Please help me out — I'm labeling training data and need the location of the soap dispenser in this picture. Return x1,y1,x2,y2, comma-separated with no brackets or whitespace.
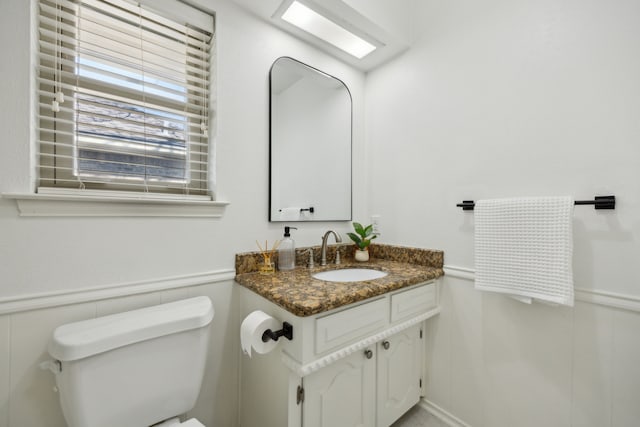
278,226,297,271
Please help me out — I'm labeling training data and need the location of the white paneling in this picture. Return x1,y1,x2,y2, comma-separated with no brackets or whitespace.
423,273,640,427
482,293,573,427
95,292,162,317
8,303,95,427
611,309,640,426
424,278,452,410
161,287,194,304
448,278,484,427
571,302,613,427
0,315,9,427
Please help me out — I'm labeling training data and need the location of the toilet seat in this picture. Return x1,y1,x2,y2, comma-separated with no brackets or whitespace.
154,417,205,427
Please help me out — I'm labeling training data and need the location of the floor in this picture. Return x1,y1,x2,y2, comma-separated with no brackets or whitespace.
391,405,448,427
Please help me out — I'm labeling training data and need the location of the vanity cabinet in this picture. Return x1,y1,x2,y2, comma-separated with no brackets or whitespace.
376,325,423,427
238,280,440,427
303,324,423,427
302,345,376,427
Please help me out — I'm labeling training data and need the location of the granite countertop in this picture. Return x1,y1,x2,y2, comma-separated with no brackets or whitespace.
235,244,444,317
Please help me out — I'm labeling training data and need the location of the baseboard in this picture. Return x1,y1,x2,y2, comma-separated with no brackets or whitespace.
0,269,236,315
443,264,640,313
419,399,472,427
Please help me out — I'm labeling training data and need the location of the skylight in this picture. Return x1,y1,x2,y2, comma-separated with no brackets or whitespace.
280,1,377,59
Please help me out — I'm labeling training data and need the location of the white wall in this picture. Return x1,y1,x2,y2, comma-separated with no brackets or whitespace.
0,0,365,426
0,0,366,299
365,0,640,426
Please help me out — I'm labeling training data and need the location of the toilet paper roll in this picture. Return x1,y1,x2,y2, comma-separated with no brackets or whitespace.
240,310,280,358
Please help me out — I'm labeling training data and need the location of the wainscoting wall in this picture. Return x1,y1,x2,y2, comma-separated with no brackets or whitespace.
421,266,640,427
0,270,239,427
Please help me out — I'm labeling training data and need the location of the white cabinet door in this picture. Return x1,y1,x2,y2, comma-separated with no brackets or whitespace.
376,324,423,427
302,348,376,427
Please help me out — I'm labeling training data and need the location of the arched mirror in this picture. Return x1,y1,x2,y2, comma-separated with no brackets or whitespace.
269,57,352,222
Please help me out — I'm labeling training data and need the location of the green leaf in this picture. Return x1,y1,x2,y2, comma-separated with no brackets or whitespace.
347,232,367,249
353,222,364,236
346,232,362,245
364,224,373,237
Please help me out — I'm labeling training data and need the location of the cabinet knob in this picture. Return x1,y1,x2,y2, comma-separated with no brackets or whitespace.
364,349,373,359
382,340,390,350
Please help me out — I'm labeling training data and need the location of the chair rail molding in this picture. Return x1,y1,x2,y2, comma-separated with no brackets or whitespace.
0,269,236,315
443,264,640,313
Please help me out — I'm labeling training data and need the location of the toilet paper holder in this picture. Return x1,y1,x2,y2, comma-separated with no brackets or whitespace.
261,322,293,342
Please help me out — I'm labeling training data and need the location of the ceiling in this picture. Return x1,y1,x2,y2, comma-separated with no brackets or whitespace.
229,0,414,72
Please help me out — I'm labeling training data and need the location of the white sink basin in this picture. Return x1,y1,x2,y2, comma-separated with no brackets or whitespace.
312,268,388,282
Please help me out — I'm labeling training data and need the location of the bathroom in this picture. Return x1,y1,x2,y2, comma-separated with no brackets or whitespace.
0,0,638,426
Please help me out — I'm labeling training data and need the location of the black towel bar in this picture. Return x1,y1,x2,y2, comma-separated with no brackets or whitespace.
278,207,315,213
456,196,615,211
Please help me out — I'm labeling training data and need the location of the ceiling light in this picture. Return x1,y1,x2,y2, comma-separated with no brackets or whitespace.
280,1,377,59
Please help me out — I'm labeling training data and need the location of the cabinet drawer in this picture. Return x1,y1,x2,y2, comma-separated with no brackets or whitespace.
390,283,436,323
316,298,388,354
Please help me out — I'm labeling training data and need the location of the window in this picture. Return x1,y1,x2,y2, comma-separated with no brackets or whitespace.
37,0,214,196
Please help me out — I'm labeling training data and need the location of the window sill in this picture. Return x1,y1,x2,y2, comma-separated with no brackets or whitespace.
2,189,229,218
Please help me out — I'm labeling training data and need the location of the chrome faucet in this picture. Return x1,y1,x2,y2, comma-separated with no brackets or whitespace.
320,230,342,266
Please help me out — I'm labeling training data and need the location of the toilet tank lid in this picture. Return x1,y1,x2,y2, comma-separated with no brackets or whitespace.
48,296,214,361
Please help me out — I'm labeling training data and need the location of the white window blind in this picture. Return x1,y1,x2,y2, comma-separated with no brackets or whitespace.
37,0,214,196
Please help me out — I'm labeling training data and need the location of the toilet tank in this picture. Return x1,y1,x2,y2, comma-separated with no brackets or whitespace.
48,296,214,427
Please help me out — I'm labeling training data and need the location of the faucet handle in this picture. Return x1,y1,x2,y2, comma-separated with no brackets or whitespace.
307,248,314,268
335,248,341,265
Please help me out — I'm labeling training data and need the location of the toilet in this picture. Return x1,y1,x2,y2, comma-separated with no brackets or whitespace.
44,296,214,427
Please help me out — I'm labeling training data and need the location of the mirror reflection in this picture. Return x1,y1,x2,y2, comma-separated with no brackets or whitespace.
269,57,352,222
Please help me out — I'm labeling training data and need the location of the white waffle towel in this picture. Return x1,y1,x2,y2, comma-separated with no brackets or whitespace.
474,196,575,306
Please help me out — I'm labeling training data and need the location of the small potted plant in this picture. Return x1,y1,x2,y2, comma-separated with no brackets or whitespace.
347,222,377,262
